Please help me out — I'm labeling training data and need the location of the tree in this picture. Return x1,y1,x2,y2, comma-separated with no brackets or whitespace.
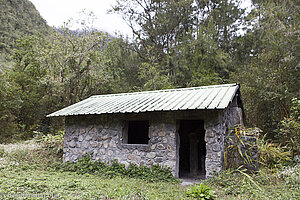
112,0,194,63
6,22,110,137
231,0,300,134
112,0,246,86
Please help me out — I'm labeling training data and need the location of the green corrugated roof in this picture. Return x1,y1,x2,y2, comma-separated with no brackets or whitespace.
47,83,240,117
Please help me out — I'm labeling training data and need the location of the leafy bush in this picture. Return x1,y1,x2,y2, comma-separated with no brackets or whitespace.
258,136,291,168
225,125,292,169
224,125,260,171
277,98,300,158
277,164,300,187
205,166,300,199
186,183,216,200
34,131,64,158
53,153,180,183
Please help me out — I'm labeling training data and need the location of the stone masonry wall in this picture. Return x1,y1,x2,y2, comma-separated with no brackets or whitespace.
63,113,177,175
63,109,240,178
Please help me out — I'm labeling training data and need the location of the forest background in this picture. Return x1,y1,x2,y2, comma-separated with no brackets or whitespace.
0,0,299,149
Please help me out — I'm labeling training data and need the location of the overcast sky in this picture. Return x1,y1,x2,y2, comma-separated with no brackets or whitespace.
29,0,132,37
29,0,251,37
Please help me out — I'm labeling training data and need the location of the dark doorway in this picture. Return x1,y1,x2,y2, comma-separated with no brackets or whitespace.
179,120,206,178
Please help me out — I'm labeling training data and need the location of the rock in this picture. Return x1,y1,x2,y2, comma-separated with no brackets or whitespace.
150,137,161,143
109,140,116,148
133,149,140,154
90,127,97,134
167,152,175,159
80,128,85,134
78,135,84,142
85,134,93,141
100,155,106,160
206,130,215,138
170,132,175,138
92,134,98,141
155,157,163,163
102,135,109,140
212,144,221,152
162,137,168,143
151,144,156,150
165,161,175,168
99,149,105,155
108,150,113,156
146,160,153,165
110,130,118,136
103,141,109,148
96,136,102,141
121,149,129,154
64,156,70,162
66,136,72,142
157,144,165,150
158,131,166,137
152,131,157,137
69,141,75,148
167,145,173,151
146,152,156,159
90,141,98,148
83,141,89,149
127,154,136,161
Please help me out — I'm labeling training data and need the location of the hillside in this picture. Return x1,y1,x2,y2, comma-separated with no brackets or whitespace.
0,0,52,65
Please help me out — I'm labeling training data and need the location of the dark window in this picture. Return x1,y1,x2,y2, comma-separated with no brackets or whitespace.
125,120,149,144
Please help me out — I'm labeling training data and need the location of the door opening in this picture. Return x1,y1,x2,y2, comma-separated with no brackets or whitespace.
179,120,206,178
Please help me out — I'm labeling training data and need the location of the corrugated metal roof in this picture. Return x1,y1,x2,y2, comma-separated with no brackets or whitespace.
47,83,240,117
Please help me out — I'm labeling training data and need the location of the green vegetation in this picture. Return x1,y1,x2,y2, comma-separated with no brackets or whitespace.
186,183,216,200
53,154,179,183
204,166,300,199
0,1,299,198
1,136,299,199
0,168,187,199
0,0,299,142
0,0,52,65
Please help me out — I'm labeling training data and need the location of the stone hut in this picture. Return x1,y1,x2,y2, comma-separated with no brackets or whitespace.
47,83,244,178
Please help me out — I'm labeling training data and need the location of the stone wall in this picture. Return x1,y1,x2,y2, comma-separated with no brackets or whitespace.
63,113,177,175
63,108,243,178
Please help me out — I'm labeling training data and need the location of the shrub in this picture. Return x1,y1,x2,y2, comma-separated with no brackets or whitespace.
224,125,260,171
277,98,300,158
277,164,300,186
224,125,292,170
186,183,216,200
258,136,291,168
53,153,180,183
34,131,64,158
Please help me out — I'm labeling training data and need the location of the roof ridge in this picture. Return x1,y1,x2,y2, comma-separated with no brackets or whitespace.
90,83,238,98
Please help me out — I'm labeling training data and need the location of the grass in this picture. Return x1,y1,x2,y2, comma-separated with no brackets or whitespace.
0,138,299,199
204,166,300,199
0,168,188,199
